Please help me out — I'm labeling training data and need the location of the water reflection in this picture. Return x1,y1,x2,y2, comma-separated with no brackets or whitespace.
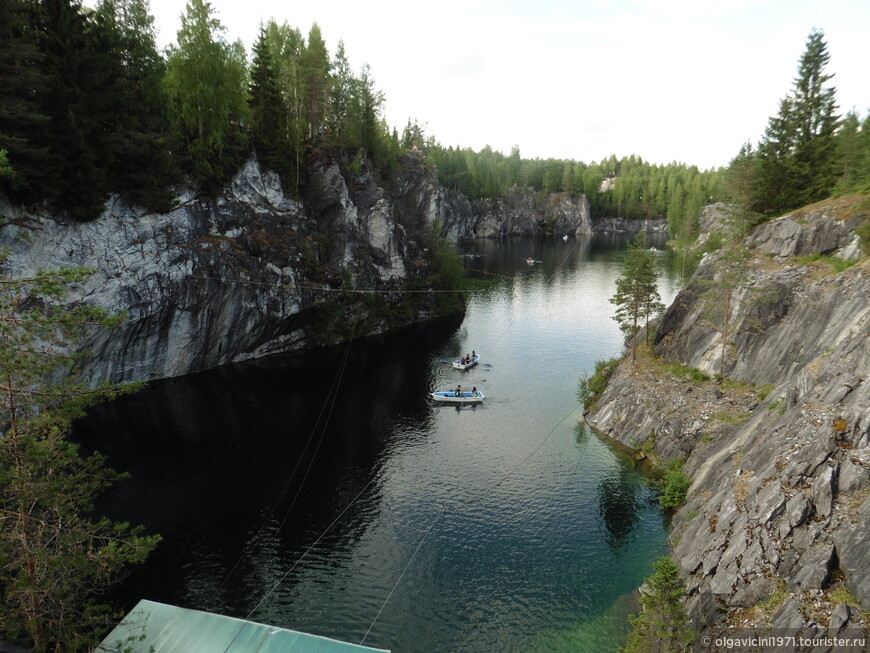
74,238,676,652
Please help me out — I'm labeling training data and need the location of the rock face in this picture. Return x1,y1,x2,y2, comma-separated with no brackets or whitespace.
0,148,602,386
592,217,668,234
586,197,870,635
436,183,594,240
0,155,462,385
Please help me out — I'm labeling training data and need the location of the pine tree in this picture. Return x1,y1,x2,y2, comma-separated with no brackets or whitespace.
329,40,355,148
620,556,694,653
610,231,664,363
95,0,176,212
298,23,330,140
262,19,304,193
249,25,290,175
0,0,54,202
36,0,130,220
0,258,160,651
751,29,839,214
355,63,387,169
834,110,862,192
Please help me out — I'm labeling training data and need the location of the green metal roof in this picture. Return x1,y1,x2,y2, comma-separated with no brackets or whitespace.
97,600,390,653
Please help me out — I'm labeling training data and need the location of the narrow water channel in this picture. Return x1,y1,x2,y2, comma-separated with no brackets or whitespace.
75,234,681,652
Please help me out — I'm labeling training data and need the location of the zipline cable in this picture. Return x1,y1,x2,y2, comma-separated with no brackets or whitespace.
242,237,596,637
361,239,597,642
359,400,584,645
359,505,446,646
245,469,380,621
275,319,358,533
244,318,364,621
216,356,346,590
218,317,358,592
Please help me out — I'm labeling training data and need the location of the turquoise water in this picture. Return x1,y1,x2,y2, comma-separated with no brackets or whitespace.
76,234,680,652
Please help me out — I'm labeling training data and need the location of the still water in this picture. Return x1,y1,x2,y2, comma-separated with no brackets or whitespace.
76,234,682,652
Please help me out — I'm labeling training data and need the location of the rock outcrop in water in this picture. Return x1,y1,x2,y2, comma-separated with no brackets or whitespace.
0,152,594,385
586,196,870,640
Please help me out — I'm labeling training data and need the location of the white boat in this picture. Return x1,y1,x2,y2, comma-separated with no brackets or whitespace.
452,353,480,370
431,390,484,404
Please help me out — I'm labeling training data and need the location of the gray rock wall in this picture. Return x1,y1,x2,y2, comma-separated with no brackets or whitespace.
1,151,597,386
435,184,594,240
593,217,669,234
586,201,870,635
0,158,446,385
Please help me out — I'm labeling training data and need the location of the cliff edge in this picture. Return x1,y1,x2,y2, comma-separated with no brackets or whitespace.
586,196,870,638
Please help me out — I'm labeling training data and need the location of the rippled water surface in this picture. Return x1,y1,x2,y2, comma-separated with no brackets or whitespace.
77,235,681,652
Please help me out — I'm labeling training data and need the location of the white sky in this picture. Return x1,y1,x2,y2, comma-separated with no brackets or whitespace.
132,0,870,169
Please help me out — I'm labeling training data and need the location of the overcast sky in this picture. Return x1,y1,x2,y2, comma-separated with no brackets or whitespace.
130,0,869,170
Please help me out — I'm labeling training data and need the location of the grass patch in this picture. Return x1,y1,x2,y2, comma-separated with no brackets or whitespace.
634,430,656,457
658,361,710,383
794,253,859,274
829,584,862,608
857,220,870,255
755,384,775,400
577,357,619,411
712,411,749,425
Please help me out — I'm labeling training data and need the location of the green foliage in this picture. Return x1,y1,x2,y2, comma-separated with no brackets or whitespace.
755,384,774,401
36,0,127,219
0,0,53,202
3,1,868,226
298,23,330,140
577,357,619,411
768,398,786,415
794,253,859,274
697,207,755,379
95,0,177,212
249,25,292,179
662,361,710,383
732,30,843,216
0,258,160,651
0,149,17,184
857,220,870,255
620,556,694,653
426,145,725,227
610,231,665,363
164,0,249,193
656,460,692,509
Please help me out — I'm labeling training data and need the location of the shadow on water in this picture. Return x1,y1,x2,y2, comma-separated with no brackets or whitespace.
74,315,463,615
73,235,677,652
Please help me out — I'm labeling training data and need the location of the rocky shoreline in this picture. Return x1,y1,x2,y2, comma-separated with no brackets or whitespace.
585,196,870,645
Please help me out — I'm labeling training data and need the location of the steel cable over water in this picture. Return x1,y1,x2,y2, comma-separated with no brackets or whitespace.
217,235,597,646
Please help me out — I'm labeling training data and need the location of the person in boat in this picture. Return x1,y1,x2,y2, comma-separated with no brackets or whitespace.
472,386,477,397
464,353,470,364
471,350,476,360
455,384,461,397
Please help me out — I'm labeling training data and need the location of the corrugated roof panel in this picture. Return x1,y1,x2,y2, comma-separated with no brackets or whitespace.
98,600,390,653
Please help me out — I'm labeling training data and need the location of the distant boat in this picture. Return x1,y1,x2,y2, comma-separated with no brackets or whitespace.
452,353,480,370
431,390,484,404
563,235,568,241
